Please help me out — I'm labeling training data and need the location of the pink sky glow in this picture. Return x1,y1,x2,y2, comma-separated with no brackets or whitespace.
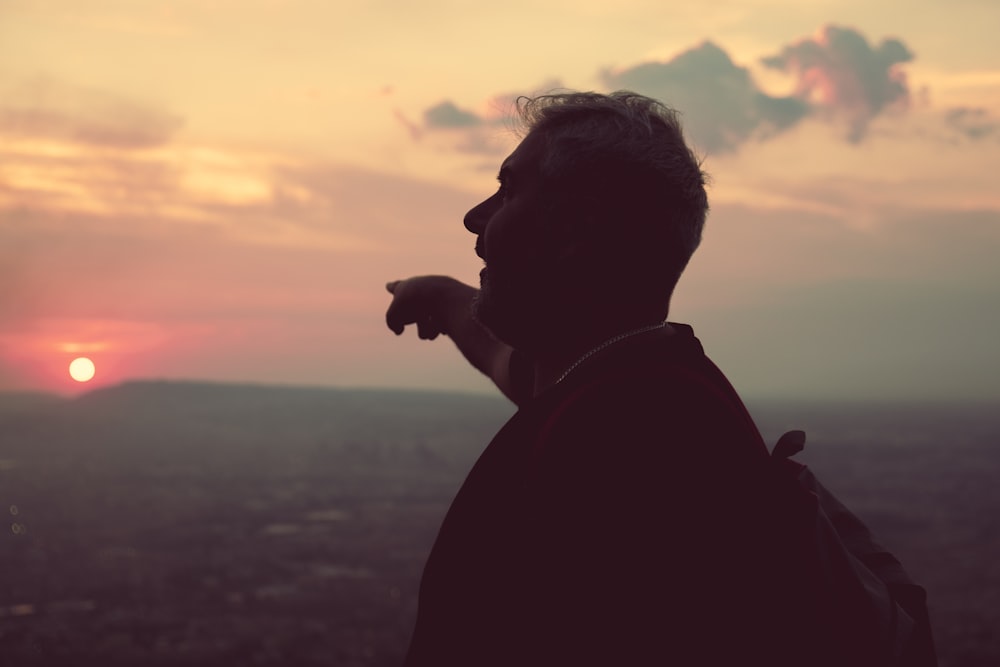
2,1,999,400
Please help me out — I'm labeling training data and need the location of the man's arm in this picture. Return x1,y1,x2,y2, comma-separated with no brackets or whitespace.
385,275,521,404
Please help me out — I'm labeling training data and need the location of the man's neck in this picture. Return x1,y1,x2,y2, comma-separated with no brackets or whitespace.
530,322,674,396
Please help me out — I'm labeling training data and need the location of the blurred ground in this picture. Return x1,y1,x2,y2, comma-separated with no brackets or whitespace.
1,384,996,666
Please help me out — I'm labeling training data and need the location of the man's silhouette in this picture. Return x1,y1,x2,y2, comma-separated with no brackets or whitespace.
385,91,933,666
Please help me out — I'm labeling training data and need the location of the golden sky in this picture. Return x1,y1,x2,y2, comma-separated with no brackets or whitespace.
2,0,999,399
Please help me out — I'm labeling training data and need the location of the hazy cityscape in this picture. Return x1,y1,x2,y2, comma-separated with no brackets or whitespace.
1,382,997,666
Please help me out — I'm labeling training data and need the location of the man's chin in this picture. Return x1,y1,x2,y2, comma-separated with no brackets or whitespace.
472,288,517,346
471,290,500,336
475,272,551,349
473,272,494,322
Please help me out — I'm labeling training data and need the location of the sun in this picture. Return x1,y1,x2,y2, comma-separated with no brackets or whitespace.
68,357,96,383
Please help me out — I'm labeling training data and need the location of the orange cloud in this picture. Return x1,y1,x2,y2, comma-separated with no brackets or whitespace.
762,25,914,141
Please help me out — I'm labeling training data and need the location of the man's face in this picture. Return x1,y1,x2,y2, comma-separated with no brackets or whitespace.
463,131,556,348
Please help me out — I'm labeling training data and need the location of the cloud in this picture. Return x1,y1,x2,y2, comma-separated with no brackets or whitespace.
423,100,484,129
480,79,565,125
0,76,183,150
418,27,925,155
762,25,914,142
413,80,564,155
407,104,510,157
944,107,999,141
0,156,485,390
392,109,423,141
601,41,808,153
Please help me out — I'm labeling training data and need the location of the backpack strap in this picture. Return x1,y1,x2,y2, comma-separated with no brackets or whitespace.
772,431,936,667
531,352,935,666
773,429,806,459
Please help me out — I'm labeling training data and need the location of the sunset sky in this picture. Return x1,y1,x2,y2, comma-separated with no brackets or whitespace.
3,0,999,400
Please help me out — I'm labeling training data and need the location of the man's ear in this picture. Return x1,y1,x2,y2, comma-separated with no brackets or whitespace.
552,220,614,294
543,187,607,273
546,212,595,267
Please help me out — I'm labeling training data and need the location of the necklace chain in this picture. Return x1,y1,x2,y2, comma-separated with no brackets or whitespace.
555,322,666,385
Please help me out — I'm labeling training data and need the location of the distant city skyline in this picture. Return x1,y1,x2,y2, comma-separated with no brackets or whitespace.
2,1,999,400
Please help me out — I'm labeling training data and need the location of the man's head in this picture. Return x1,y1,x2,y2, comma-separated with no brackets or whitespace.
465,90,708,351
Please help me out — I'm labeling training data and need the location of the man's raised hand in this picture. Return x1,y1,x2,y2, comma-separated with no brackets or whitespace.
385,275,475,340
384,275,518,402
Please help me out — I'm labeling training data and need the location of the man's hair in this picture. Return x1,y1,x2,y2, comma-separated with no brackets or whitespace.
515,91,708,312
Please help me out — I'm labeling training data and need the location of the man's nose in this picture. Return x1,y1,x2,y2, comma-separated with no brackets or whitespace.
463,199,490,234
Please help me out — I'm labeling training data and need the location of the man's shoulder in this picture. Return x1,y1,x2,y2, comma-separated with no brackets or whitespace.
525,327,767,474
551,324,744,422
